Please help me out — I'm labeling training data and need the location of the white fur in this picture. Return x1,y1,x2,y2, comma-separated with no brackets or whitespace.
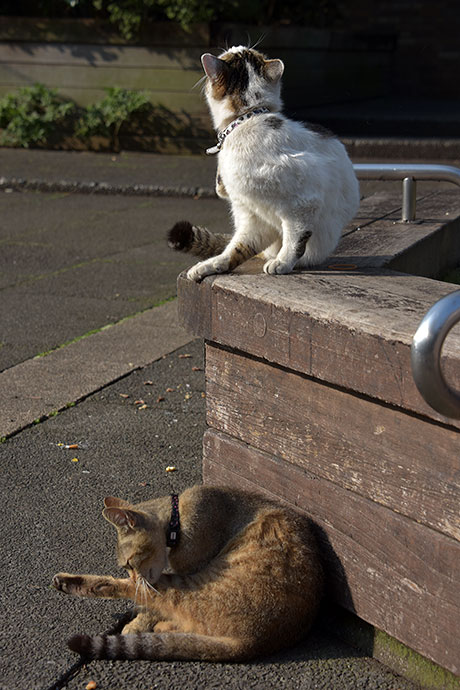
188,47,360,281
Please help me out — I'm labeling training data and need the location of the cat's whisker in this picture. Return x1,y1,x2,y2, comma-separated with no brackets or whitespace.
250,33,267,51
140,579,148,608
192,75,207,91
141,575,162,597
134,576,143,606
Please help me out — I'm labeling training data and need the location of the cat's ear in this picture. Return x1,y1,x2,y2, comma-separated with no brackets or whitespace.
104,496,131,508
103,496,130,509
264,59,284,83
103,507,142,530
201,53,227,81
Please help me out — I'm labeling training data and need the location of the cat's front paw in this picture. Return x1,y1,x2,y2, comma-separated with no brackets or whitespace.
263,258,293,275
187,257,229,282
52,573,122,598
52,572,83,595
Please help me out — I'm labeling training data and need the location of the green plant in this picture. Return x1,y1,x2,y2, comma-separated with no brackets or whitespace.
0,83,75,148
77,87,150,151
3,0,340,37
91,0,225,36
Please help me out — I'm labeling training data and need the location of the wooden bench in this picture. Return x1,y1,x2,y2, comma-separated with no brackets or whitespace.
177,188,460,677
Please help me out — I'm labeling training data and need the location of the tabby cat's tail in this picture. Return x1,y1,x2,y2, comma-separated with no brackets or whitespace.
167,221,230,259
68,631,248,662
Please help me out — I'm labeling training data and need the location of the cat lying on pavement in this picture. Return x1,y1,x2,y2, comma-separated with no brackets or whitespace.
53,484,323,661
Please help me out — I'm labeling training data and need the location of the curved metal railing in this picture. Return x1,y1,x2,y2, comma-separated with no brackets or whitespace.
353,163,460,221
411,291,460,418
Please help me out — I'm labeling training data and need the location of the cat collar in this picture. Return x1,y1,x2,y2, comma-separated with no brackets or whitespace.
206,106,271,155
166,493,180,547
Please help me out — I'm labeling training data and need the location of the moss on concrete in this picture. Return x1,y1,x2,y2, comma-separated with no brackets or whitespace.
320,604,460,689
373,628,460,690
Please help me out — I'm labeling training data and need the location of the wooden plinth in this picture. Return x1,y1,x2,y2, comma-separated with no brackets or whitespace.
178,189,460,675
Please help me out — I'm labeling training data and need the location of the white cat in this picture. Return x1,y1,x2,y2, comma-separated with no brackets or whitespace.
168,45,360,281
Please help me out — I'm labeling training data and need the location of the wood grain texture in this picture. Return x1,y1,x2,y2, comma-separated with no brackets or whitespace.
0,63,203,91
178,269,460,427
203,428,460,675
0,43,204,69
205,344,460,541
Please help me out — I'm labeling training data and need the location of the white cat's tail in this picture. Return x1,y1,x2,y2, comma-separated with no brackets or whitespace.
68,631,250,661
167,221,231,259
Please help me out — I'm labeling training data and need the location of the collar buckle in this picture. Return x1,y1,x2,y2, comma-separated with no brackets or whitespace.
166,493,180,547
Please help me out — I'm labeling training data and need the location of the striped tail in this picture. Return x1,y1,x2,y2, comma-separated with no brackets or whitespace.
68,631,248,662
167,221,231,259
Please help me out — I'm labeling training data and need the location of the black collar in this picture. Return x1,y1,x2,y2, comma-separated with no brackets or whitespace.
166,493,180,547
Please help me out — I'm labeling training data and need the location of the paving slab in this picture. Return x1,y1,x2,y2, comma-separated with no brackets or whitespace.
0,189,231,372
0,300,196,438
0,149,217,196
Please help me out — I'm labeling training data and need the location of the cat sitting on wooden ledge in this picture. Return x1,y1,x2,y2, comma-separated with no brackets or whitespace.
53,485,323,661
168,46,359,281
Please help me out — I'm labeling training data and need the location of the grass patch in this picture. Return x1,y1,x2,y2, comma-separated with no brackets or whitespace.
33,296,177,358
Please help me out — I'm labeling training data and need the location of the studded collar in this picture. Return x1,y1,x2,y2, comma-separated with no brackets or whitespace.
206,106,271,155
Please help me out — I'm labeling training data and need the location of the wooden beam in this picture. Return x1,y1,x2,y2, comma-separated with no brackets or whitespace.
205,343,460,541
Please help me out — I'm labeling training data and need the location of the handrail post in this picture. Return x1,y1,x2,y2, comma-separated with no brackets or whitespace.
352,163,460,222
402,177,417,222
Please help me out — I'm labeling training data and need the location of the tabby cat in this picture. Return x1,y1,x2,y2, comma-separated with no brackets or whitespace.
53,485,323,661
168,46,359,280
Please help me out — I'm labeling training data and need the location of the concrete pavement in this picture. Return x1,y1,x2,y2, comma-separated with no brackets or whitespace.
0,147,428,689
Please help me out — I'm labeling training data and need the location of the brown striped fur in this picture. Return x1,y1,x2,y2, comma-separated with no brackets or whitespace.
53,485,323,661
168,221,234,260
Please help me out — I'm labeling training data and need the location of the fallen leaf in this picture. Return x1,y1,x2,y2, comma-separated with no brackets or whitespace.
166,388,174,393
138,404,148,410
134,399,145,405
165,466,177,472
86,681,97,690
65,443,79,449
184,393,192,400
157,396,165,402
178,354,192,359
201,392,206,398
119,393,129,399
144,380,153,385
192,366,203,371
71,457,79,463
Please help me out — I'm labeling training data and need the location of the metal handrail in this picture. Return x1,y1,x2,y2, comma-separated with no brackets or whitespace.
353,163,460,221
411,290,460,418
